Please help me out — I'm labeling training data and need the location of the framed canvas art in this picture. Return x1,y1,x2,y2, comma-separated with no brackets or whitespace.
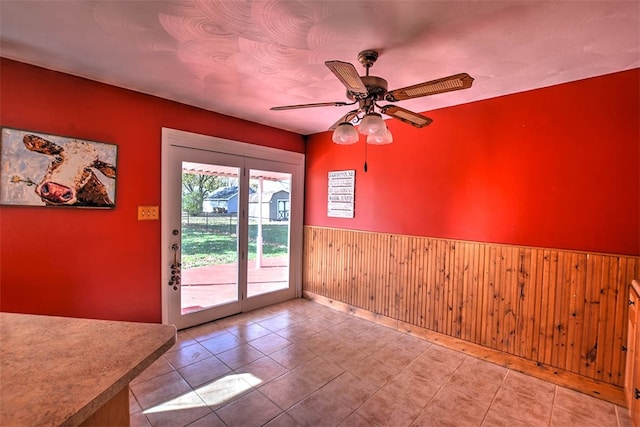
0,128,118,208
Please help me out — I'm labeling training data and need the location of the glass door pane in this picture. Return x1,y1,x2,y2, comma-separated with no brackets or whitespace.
180,162,240,314
247,169,291,298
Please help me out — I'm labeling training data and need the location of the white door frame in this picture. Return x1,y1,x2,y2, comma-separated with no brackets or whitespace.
161,128,305,329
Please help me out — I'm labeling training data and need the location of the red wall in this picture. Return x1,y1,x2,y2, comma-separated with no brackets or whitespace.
2,59,638,323
0,59,304,321
305,69,640,256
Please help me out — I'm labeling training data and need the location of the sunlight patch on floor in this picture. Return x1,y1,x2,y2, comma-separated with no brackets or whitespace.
143,373,262,415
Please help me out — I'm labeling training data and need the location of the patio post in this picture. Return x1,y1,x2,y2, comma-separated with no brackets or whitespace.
256,176,263,269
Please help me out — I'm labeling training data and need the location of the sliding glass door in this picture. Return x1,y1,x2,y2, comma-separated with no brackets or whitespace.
161,129,304,329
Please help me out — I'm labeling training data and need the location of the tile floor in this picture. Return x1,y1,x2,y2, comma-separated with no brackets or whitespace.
130,299,633,427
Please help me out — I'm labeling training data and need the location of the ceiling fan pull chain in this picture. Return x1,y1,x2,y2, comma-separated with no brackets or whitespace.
364,140,368,172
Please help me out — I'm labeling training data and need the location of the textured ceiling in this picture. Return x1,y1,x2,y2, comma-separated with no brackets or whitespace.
1,1,638,135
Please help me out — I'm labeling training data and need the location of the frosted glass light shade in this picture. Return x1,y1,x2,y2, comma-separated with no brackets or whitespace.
358,113,385,135
367,127,393,145
332,122,359,144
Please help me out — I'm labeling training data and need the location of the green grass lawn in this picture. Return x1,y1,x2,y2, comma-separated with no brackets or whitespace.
181,222,289,269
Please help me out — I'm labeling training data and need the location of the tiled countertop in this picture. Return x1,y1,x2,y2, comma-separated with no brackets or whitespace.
0,312,176,426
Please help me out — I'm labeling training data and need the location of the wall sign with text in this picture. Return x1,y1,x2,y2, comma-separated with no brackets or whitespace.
328,170,355,218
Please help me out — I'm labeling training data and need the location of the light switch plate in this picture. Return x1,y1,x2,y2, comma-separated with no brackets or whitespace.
138,206,159,220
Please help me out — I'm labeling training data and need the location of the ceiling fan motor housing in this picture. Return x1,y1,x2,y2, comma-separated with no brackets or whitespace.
347,76,388,101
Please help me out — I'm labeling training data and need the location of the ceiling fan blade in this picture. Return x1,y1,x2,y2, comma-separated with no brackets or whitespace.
380,105,433,128
328,110,359,130
270,101,350,111
325,60,368,97
386,73,474,102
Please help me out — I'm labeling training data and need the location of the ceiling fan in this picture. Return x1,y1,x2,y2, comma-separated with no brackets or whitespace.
271,49,474,145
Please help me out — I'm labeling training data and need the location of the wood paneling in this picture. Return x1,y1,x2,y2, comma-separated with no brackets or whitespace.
303,226,639,391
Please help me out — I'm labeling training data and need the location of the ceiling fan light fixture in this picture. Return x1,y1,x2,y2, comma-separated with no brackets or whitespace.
332,122,359,145
367,127,393,145
359,112,386,135
272,51,473,136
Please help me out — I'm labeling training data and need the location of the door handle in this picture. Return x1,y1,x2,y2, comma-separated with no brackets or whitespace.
169,243,181,290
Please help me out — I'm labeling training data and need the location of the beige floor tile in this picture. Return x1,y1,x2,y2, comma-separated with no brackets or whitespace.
417,387,490,427
291,320,324,336
194,373,255,410
444,369,504,404
335,316,376,336
275,323,318,342
235,355,288,385
238,308,280,324
553,386,617,425
304,330,343,355
413,410,478,427
338,411,376,426
422,344,467,367
130,370,193,411
350,327,396,353
143,390,212,427
323,341,369,370
177,355,231,389
500,370,556,400
454,355,507,382
249,332,292,354
349,354,403,387
482,409,548,427
216,389,282,426
550,406,617,427
215,314,254,329
264,412,304,427
216,342,264,370
326,321,366,342
484,386,553,426
383,370,441,409
367,324,404,341
199,331,244,354
185,322,228,343
318,372,379,410
259,372,317,410
257,314,297,332
130,410,152,427
131,356,175,386
357,389,420,427
392,333,432,355
292,356,345,387
372,343,421,369
164,342,214,370
127,298,623,427
287,390,353,426
617,405,634,427
129,389,143,414
405,355,462,386
226,322,273,341
169,330,198,351
269,343,317,369
186,412,226,427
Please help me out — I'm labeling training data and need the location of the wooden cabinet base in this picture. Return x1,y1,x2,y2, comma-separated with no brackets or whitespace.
80,386,130,427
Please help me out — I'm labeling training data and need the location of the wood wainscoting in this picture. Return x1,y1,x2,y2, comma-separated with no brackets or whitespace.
302,226,640,404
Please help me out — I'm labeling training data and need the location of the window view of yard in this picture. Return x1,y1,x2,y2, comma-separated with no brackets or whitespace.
181,214,289,269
